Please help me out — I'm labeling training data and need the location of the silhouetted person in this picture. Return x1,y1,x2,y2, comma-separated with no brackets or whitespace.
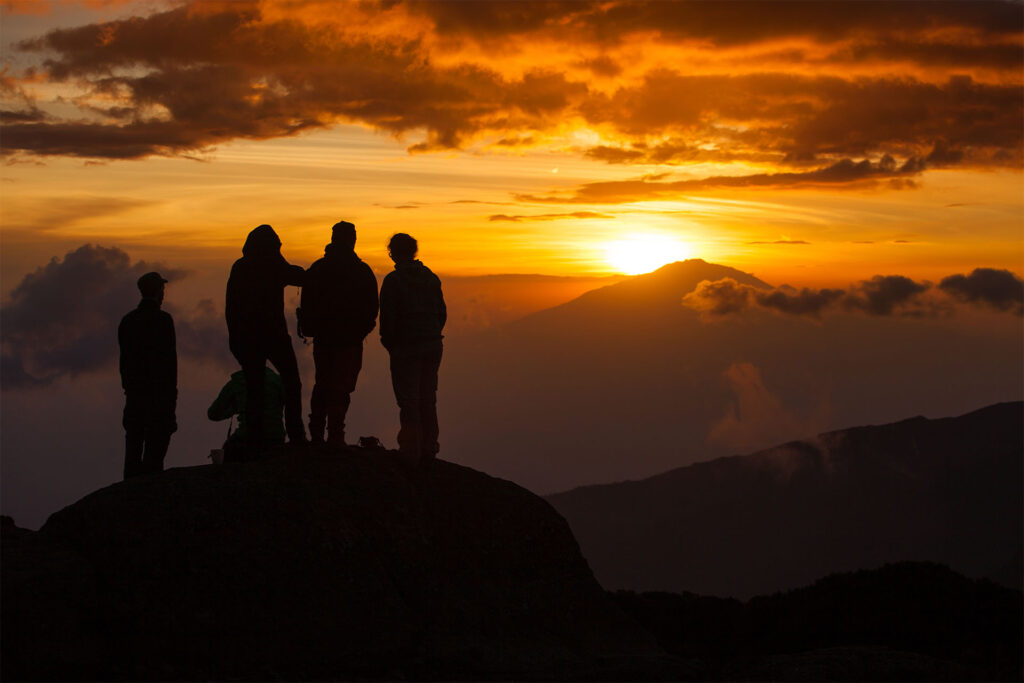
208,366,286,461
380,233,446,470
301,221,379,448
225,224,306,455
118,271,177,479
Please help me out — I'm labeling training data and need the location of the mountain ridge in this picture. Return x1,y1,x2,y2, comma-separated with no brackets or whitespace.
546,401,1023,598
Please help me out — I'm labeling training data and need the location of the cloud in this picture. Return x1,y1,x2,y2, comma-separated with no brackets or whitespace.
684,270,1024,320
167,297,236,369
3,1,1019,175
518,156,928,204
1,244,230,389
842,275,931,316
747,240,810,245
756,286,846,316
488,211,613,222
682,278,753,316
939,268,1024,315
706,361,827,453
683,277,844,319
683,274,958,319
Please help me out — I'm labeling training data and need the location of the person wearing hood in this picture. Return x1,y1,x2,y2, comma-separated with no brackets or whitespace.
379,233,446,470
225,224,307,453
300,221,379,448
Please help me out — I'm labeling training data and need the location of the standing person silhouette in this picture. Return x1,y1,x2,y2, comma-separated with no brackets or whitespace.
225,224,307,456
118,271,177,479
301,221,378,449
379,233,446,470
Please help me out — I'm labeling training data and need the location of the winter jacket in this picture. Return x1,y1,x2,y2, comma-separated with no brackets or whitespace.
118,298,177,412
207,368,286,443
301,244,378,345
225,225,304,353
379,260,446,352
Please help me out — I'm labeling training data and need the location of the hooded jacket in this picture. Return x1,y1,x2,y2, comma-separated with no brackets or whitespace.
379,259,446,352
225,225,305,352
301,243,379,345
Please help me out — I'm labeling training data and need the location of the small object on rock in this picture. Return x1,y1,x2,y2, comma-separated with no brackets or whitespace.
358,436,385,451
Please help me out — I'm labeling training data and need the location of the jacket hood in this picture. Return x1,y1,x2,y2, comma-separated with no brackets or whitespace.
242,224,282,258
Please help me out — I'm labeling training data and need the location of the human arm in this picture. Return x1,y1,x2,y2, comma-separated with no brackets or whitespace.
378,274,396,350
207,377,239,421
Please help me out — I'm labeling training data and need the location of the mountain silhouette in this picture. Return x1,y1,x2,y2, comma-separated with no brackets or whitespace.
613,561,1022,681
442,260,1022,494
1,451,676,681
547,402,1023,599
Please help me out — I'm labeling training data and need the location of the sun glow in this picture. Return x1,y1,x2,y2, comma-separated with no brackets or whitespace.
604,234,692,275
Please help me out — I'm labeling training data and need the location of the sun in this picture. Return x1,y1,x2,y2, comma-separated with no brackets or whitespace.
604,234,692,275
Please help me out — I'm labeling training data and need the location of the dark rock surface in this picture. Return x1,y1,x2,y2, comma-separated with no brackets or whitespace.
548,402,1024,598
2,451,678,681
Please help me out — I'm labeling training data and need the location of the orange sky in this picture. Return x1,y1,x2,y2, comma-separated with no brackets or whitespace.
1,0,1022,287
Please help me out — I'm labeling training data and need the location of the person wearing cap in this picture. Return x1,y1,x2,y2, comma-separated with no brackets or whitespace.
225,224,307,455
379,233,446,471
118,271,177,479
300,221,379,448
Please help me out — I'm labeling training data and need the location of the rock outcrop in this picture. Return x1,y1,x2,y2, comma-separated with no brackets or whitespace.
2,451,675,681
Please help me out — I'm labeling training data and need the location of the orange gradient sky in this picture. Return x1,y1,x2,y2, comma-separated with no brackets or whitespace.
1,0,1022,288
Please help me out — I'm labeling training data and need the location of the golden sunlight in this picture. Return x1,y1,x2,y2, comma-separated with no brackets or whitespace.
604,234,692,275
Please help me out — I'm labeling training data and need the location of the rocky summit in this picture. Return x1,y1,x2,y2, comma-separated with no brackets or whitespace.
2,449,677,681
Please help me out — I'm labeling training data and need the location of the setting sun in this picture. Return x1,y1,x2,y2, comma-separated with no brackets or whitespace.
604,234,692,275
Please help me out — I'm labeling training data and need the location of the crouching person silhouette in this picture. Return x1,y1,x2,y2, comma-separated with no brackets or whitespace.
208,366,286,462
379,233,446,471
301,221,379,449
225,225,307,458
118,271,177,479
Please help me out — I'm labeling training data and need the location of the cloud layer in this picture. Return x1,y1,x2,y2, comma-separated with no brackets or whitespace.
683,269,1023,320
1,244,230,389
2,0,1020,194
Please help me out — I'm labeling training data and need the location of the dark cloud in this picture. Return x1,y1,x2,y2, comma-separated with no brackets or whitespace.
684,274,943,319
405,1,1022,48
683,278,844,319
939,268,1024,315
167,298,236,369
5,1,1020,169
1,245,229,390
756,287,845,316
581,72,1021,164
488,211,613,222
842,275,932,316
517,156,926,203
7,4,588,158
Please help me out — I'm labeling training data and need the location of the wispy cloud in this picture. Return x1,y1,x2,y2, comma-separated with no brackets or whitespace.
488,211,613,222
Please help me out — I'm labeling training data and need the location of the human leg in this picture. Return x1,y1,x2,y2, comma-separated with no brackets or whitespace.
309,343,331,443
268,335,306,444
418,347,443,466
240,357,266,452
141,427,171,474
389,351,422,457
326,344,362,446
123,396,145,479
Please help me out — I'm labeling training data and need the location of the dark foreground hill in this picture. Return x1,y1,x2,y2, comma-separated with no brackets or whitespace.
614,562,1023,681
1,451,675,681
548,402,1024,598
